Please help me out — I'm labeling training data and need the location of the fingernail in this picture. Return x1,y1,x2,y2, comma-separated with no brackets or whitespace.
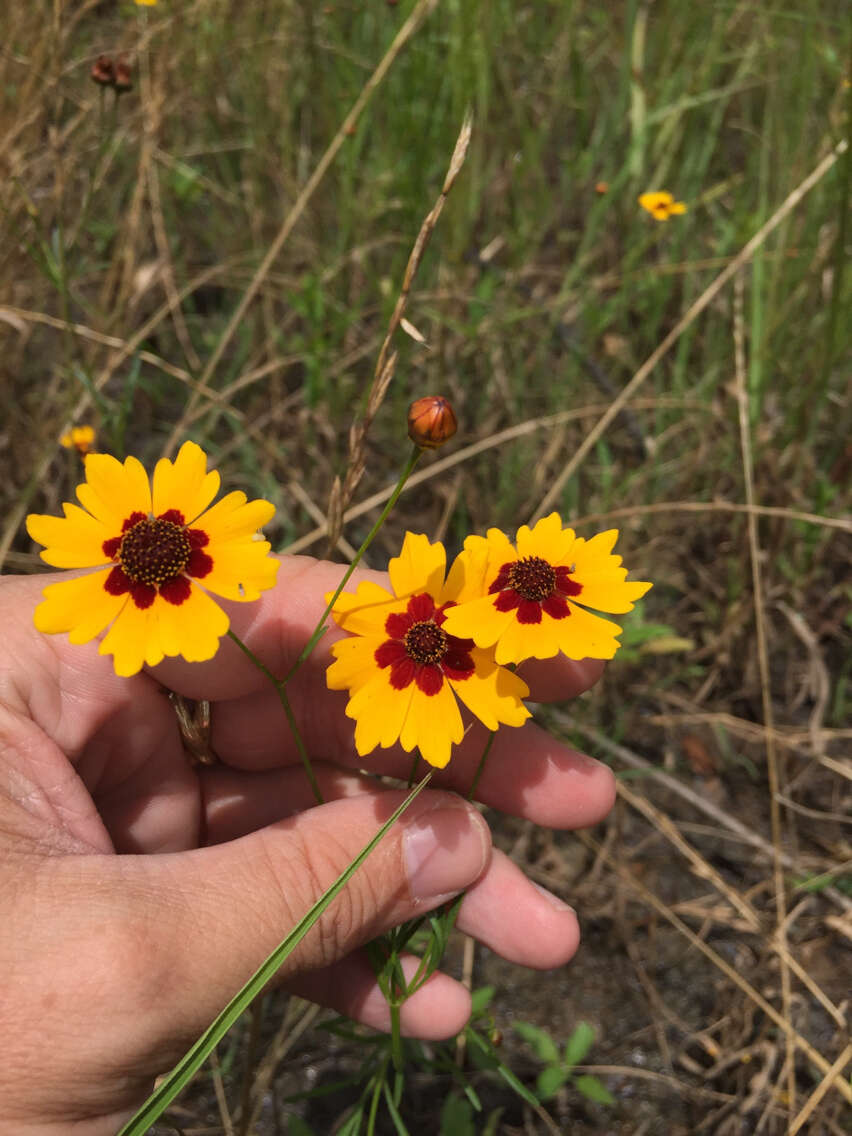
403,803,489,901
532,882,575,913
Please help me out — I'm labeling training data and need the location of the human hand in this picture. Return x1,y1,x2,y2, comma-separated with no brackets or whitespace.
0,557,614,1135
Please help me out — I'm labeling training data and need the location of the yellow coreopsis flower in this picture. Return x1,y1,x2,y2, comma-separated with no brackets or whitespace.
26,441,279,676
638,191,687,220
134,0,158,6
441,513,652,665
60,425,97,454
326,532,531,769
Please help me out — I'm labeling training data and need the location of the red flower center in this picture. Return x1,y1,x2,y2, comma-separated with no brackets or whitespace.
507,556,556,602
404,620,448,666
119,517,191,586
490,555,583,625
375,593,475,696
102,509,213,610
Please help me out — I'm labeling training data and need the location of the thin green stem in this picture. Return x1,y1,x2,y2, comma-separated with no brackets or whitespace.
283,444,422,685
407,750,420,788
388,1002,405,1072
467,731,496,801
227,629,324,806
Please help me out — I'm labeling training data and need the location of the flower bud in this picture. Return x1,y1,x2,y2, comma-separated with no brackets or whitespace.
91,55,115,87
407,396,457,449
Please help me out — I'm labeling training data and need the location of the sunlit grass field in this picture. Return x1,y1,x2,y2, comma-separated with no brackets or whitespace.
1,0,850,1132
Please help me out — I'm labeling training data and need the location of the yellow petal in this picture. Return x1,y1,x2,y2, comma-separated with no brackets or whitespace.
154,585,230,663
327,635,384,693
76,453,151,531
522,513,577,565
493,612,563,665
33,569,125,642
347,671,414,756
571,530,651,613
481,527,518,582
576,576,652,614
329,579,400,636
400,682,463,769
98,599,161,676
27,503,113,568
554,602,624,660
199,539,279,601
442,535,492,604
194,492,274,543
450,651,530,730
152,441,220,524
516,512,558,558
441,593,516,649
388,532,445,600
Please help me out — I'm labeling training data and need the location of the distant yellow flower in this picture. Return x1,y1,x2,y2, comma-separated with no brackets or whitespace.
638,191,687,221
27,442,278,676
134,0,158,6
441,513,652,665
60,425,96,455
326,532,531,769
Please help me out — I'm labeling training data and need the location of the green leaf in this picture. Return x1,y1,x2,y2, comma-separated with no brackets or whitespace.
513,1021,560,1064
466,1029,539,1108
563,1022,596,1069
382,1079,411,1136
117,775,433,1136
440,1092,476,1136
469,985,496,1015
481,1107,505,1136
574,1074,615,1105
536,1064,569,1100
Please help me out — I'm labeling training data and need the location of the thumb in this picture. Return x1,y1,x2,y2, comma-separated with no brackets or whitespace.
101,789,489,1044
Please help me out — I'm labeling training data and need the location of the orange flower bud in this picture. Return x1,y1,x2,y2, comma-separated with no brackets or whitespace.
91,55,115,87
407,396,457,449
114,56,133,93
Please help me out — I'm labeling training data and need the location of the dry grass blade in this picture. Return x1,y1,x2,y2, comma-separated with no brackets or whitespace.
325,112,473,554
530,139,847,522
161,0,441,459
563,719,852,916
579,831,852,1107
615,779,761,932
733,269,795,1112
788,1044,852,1135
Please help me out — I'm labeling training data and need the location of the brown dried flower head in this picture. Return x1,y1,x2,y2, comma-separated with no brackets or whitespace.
91,55,115,87
114,56,133,93
407,396,457,450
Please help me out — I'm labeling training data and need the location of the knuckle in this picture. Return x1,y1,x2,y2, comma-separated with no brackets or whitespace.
259,825,379,968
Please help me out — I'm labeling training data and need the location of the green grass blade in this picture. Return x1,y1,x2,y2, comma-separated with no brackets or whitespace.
117,774,432,1136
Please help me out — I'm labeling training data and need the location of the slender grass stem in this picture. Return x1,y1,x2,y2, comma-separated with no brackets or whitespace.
227,629,324,806
283,444,422,685
467,731,496,801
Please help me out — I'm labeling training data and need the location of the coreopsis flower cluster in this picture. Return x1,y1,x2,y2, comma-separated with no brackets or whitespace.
327,516,651,768
26,399,651,773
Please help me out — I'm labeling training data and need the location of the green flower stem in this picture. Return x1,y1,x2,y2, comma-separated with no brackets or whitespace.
407,750,420,788
282,444,423,685
117,772,432,1136
227,629,324,806
467,730,496,801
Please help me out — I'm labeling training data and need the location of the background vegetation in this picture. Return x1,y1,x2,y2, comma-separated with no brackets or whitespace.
1,0,850,1132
